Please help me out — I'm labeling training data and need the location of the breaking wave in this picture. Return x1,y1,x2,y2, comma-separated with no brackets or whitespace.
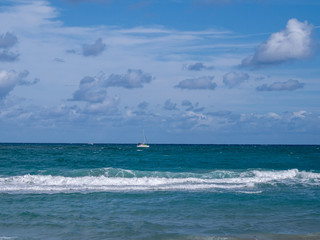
0,168,319,194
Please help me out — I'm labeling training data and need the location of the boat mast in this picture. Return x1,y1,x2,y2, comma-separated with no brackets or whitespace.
143,129,146,143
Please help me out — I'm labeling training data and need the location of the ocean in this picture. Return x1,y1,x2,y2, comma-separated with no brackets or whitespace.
0,144,319,240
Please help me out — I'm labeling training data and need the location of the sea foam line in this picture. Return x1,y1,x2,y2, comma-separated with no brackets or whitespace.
0,169,319,193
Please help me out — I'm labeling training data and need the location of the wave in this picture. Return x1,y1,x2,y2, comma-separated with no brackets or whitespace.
0,168,319,193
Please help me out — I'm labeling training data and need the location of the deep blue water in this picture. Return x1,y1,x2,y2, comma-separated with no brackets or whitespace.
0,144,320,240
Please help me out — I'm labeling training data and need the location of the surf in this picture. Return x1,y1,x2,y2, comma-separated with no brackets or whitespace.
0,168,319,194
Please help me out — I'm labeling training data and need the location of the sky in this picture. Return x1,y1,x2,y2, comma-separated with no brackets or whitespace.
0,0,320,144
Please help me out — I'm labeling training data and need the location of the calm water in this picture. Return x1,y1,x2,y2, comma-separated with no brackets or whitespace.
0,144,319,240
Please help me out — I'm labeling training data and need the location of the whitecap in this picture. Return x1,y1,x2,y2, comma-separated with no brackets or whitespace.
0,168,319,194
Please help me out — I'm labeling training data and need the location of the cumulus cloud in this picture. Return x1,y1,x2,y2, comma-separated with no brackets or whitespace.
181,100,204,112
83,97,119,114
184,62,214,71
82,38,106,57
181,100,192,107
242,18,315,67
207,110,240,123
0,70,39,99
71,69,153,102
138,101,149,110
175,76,217,90
103,69,154,89
71,76,107,103
0,50,19,62
256,79,304,91
208,110,233,117
164,99,178,111
181,100,193,111
0,32,18,49
0,32,19,62
223,72,249,88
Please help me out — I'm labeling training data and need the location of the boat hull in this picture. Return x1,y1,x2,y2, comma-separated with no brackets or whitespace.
137,144,150,148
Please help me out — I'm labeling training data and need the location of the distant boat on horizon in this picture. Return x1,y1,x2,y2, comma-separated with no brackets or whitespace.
137,129,149,148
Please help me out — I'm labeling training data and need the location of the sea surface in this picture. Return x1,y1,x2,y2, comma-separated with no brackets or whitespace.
0,144,319,240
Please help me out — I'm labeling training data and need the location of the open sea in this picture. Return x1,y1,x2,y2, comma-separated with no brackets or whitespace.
0,144,319,240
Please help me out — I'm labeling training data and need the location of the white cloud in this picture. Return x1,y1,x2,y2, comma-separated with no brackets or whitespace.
164,99,178,111
183,62,214,71
0,50,19,62
0,0,319,143
180,100,204,112
175,76,217,90
83,97,119,115
70,76,107,103
235,110,319,137
0,32,19,62
0,1,60,31
0,32,18,49
103,69,154,89
223,72,249,88
82,38,106,57
181,100,192,107
267,112,281,120
138,101,148,110
256,79,304,91
0,70,38,99
242,18,315,67
292,110,308,119
70,69,153,103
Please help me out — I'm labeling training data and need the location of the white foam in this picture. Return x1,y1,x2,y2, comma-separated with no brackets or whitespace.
0,169,319,194
236,190,263,194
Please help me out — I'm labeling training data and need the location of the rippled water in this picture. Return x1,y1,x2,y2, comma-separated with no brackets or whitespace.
0,144,319,239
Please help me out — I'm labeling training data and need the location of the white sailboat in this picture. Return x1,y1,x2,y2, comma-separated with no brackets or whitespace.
137,130,150,148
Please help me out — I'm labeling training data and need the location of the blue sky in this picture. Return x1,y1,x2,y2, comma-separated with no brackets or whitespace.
0,0,320,144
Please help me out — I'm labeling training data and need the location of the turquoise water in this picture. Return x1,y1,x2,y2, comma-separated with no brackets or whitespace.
0,144,320,239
